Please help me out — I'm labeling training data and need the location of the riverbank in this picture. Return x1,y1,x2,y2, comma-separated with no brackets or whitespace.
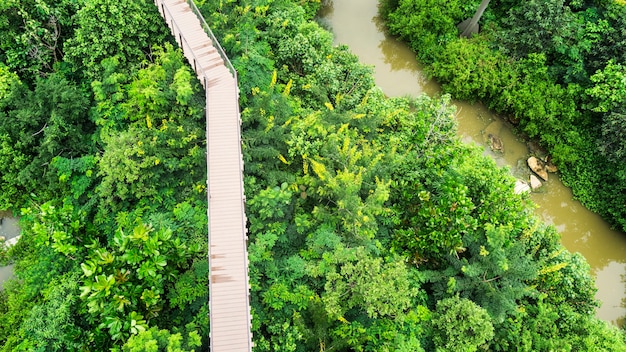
319,0,626,325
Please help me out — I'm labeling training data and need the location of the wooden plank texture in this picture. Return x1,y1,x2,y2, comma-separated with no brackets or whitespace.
154,1,252,351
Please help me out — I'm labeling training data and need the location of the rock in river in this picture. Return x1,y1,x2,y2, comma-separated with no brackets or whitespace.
530,174,543,190
527,156,548,181
514,180,531,194
545,155,558,173
488,134,503,152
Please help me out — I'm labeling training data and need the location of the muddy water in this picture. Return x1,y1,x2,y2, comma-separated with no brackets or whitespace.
319,0,626,325
0,211,19,241
0,210,19,289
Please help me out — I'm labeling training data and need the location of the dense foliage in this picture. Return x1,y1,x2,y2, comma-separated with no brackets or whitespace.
383,0,626,232
0,0,624,350
202,0,623,350
1,0,207,349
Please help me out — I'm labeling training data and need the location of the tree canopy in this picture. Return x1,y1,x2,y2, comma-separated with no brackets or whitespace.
384,0,626,231
0,0,624,350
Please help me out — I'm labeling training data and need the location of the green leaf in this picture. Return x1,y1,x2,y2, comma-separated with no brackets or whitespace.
81,261,96,277
93,274,116,296
80,284,92,298
153,255,167,267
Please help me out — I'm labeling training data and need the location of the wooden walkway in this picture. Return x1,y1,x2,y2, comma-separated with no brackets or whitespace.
154,1,252,350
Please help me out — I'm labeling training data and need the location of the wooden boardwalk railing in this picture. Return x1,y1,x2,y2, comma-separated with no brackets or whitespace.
153,0,252,350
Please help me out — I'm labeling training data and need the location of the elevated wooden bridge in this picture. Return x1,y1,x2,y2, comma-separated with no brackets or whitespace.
153,0,252,350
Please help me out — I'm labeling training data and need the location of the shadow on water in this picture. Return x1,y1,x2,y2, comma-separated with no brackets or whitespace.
319,0,626,326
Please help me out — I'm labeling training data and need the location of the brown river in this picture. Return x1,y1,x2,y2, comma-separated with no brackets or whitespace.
319,0,626,325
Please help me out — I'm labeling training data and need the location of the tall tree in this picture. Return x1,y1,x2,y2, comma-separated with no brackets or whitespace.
63,0,169,81
458,0,491,37
0,0,81,83
0,71,92,209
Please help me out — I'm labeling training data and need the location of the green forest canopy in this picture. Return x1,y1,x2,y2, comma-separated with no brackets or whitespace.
383,0,626,232
0,0,625,350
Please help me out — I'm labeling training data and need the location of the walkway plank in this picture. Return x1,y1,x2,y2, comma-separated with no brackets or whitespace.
154,0,253,351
